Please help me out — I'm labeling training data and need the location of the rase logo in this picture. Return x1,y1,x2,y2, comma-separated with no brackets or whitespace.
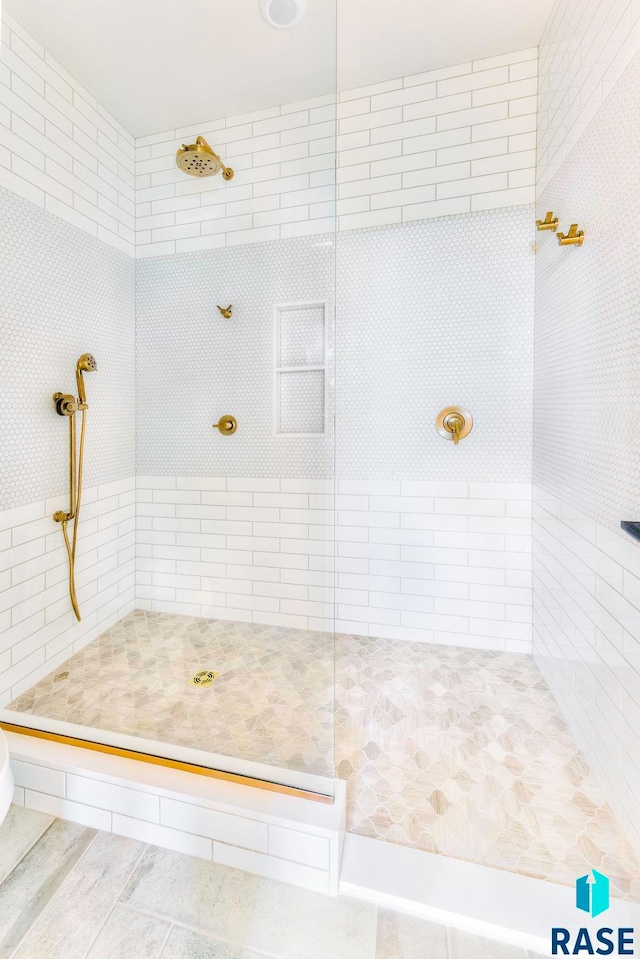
551,872,635,956
577,870,611,919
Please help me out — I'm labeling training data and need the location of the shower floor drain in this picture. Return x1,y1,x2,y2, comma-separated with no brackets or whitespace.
190,670,218,687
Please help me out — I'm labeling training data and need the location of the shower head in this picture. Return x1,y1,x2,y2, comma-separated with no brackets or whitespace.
76,353,97,404
176,137,234,180
77,354,97,373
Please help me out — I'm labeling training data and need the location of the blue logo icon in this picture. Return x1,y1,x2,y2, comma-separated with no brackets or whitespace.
576,870,610,919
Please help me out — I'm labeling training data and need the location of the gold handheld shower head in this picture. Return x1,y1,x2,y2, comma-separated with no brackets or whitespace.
54,352,98,621
176,136,234,180
76,353,97,405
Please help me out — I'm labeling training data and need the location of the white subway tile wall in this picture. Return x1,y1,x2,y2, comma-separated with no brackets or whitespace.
135,49,537,256
533,489,640,857
537,0,640,195
9,741,345,894
0,479,136,707
0,11,136,257
533,39,640,859
136,477,532,654
0,10,537,256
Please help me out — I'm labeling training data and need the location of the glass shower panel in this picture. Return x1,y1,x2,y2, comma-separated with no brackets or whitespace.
0,0,337,802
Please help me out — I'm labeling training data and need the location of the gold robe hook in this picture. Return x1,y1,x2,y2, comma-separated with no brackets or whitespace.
536,212,558,231
557,224,584,246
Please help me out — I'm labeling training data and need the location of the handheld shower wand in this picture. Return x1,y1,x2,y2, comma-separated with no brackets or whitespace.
53,354,98,621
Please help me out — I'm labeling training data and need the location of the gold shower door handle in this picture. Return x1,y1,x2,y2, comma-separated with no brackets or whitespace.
213,415,237,435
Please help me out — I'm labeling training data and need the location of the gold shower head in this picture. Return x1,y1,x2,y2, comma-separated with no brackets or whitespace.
176,136,234,179
76,353,97,404
77,354,98,373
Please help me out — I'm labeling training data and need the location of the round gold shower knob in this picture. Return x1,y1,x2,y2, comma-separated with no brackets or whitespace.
213,415,237,435
436,406,473,445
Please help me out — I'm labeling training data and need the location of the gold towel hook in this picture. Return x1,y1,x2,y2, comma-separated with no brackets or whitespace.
557,223,584,246
536,211,558,231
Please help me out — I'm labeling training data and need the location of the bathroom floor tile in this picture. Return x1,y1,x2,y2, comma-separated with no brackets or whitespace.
119,845,229,929
0,819,96,959
161,926,270,959
202,871,377,959
121,845,377,959
0,805,54,885
448,928,528,959
12,832,146,959
375,908,449,958
87,905,170,959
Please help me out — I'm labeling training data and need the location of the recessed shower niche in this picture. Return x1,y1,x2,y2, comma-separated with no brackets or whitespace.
273,301,328,436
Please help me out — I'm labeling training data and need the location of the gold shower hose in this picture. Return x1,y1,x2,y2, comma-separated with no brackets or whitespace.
60,406,86,621
53,353,97,622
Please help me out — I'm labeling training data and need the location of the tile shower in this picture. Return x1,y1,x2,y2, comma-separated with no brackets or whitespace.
1,0,640,921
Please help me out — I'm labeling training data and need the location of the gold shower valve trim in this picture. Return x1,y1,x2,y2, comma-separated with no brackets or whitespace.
436,406,473,445
536,211,558,231
213,415,237,435
557,223,585,246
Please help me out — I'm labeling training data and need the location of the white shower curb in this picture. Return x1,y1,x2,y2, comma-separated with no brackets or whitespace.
5,730,345,896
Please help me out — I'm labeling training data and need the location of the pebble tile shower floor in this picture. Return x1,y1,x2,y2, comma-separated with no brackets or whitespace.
7,610,640,898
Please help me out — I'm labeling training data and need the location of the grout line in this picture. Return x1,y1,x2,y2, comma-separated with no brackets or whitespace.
79,841,150,959
0,810,56,885
155,922,173,959
118,901,279,958
6,826,99,959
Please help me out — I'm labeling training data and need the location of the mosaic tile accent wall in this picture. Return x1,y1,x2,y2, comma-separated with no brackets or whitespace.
336,206,534,482
533,45,640,535
135,236,335,480
0,185,136,511
137,206,534,482
533,47,640,857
